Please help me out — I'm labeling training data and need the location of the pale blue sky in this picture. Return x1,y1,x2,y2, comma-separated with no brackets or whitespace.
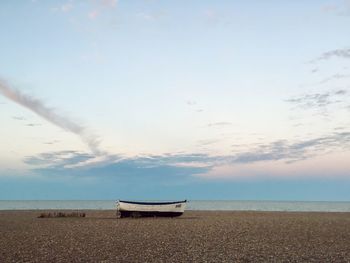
1,0,350,200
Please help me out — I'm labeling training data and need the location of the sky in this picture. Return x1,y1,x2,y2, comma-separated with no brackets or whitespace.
0,0,350,200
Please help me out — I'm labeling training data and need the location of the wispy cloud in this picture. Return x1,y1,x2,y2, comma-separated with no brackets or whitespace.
197,139,221,146
287,92,332,108
24,151,210,180
186,100,204,113
26,123,42,127
24,151,95,168
23,129,350,180
233,141,304,164
43,140,60,145
0,78,103,154
25,151,216,169
312,48,350,62
297,49,350,119
186,100,197,106
13,115,44,127
286,89,348,113
318,73,350,85
335,89,348,95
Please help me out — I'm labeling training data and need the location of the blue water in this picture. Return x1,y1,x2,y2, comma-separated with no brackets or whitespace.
0,200,350,212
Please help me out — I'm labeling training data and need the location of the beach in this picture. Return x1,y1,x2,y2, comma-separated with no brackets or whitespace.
1,210,350,262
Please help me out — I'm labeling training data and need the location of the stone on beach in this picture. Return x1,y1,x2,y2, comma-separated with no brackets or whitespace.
1,210,350,262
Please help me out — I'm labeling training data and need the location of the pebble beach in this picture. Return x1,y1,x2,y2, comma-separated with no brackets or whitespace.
1,210,350,262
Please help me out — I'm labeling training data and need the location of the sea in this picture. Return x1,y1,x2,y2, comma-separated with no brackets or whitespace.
0,200,350,212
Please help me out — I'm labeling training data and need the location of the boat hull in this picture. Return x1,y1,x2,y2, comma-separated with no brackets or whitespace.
119,211,184,218
116,200,187,218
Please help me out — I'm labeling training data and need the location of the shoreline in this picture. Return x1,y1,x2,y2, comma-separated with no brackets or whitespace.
1,210,350,262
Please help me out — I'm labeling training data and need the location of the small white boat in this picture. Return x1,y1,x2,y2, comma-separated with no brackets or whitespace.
116,200,187,218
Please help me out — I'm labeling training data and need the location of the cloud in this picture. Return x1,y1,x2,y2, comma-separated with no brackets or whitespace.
0,78,103,154
335,89,348,95
186,100,197,106
186,100,204,113
24,130,350,172
173,132,350,166
312,48,350,62
43,140,60,145
20,128,350,181
287,93,332,108
26,123,42,127
299,49,350,118
25,151,216,170
231,132,350,165
197,139,220,146
24,151,210,181
286,89,348,111
24,151,95,168
318,73,350,85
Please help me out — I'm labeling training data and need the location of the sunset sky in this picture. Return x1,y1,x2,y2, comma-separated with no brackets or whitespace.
1,0,350,200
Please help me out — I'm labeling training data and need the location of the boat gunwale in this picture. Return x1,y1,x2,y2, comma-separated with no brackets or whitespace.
118,200,187,205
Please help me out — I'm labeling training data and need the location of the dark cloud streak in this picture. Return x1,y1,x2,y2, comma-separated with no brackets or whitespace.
312,48,350,62
26,123,42,127
0,78,103,154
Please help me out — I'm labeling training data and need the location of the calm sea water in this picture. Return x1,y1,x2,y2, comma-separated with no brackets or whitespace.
0,200,350,212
